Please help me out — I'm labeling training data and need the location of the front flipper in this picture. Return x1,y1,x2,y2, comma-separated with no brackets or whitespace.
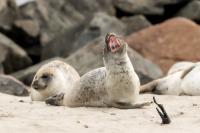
111,101,152,109
45,93,65,106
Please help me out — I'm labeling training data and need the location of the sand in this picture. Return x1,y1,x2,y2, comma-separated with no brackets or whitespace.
0,93,200,133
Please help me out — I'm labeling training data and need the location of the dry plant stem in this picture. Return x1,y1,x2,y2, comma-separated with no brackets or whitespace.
153,96,171,124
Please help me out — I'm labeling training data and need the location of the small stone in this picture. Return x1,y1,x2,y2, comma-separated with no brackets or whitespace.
84,124,89,128
19,100,24,102
193,104,197,107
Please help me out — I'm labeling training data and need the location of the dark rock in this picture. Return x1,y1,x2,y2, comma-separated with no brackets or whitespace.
0,74,29,96
68,0,115,16
0,0,85,63
126,17,200,73
0,32,32,74
65,37,163,84
41,12,126,60
113,0,188,15
14,19,39,37
11,57,63,85
176,1,200,21
18,0,85,45
121,15,152,35
0,64,4,74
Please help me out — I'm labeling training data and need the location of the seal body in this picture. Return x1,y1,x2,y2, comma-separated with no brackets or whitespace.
140,62,200,96
167,61,194,75
63,33,140,107
46,33,148,109
31,60,80,101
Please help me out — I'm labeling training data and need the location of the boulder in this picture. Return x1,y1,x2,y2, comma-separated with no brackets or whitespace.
14,0,115,45
125,17,200,73
0,32,32,74
0,0,18,29
0,74,29,96
41,12,126,60
68,0,114,16
0,0,85,61
121,15,152,35
113,0,187,15
176,1,200,21
18,0,85,44
65,37,163,84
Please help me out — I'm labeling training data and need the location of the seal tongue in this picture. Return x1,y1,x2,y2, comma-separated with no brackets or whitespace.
109,36,121,52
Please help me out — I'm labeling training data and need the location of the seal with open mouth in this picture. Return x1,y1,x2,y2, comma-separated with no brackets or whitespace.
46,33,150,109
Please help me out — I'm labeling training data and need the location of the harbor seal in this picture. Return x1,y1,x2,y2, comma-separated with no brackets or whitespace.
140,62,200,95
46,33,150,109
31,60,80,101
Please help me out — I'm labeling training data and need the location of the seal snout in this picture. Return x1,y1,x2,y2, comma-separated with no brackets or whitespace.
32,79,47,90
32,80,39,90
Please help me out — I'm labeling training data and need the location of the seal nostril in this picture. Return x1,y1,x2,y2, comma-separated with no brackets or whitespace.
32,80,39,90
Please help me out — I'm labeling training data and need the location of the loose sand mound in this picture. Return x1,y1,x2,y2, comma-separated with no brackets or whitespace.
0,93,199,133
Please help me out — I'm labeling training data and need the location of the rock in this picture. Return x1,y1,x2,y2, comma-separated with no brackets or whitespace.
113,0,188,15
0,0,18,29
125,17,200,73
41,12,126,60
18,0,85,44
0,32,32,74
11,57,63,85
0,0,85,62
121,15,152,35
0,64,4,74
15,0,35,6
0,74,29,96
65,37,163,84
68,0,114,16
176,1,200,21
14,19,39,37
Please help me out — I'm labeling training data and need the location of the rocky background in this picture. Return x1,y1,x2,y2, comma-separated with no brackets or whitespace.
0,0,199,96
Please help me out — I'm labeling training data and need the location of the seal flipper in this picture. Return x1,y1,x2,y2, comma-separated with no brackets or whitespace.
140,80,159,93
111,102,152,109
45,93,65,106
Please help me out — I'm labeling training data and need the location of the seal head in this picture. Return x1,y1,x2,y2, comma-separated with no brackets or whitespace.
32,72,53,91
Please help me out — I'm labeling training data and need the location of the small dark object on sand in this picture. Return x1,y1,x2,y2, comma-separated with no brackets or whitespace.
153,97,171,124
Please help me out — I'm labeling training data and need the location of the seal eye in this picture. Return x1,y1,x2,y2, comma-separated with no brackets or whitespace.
41,74,50,80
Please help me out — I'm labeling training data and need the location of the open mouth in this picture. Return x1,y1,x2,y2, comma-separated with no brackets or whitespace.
105,33,121,53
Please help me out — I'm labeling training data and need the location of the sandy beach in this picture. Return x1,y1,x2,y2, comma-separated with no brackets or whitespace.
0,93,200,133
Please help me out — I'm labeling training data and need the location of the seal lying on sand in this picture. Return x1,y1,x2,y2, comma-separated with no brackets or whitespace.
46,33,150,109
31,60,80,101
140,62,200,95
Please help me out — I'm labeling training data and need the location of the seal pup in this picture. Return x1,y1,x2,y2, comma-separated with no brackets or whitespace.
46,33,150,109
31,60,80,101
140,62,200,95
